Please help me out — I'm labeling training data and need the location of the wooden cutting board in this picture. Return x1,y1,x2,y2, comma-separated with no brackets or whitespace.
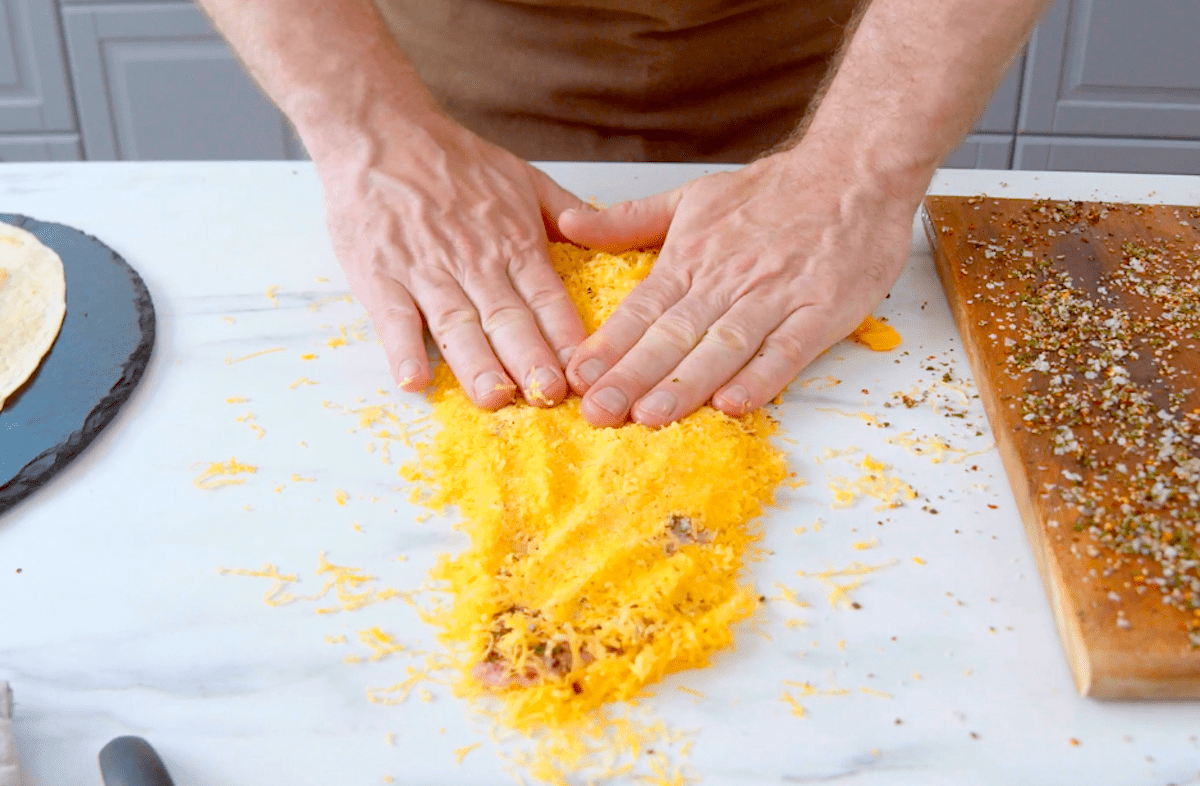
922,195,1200,699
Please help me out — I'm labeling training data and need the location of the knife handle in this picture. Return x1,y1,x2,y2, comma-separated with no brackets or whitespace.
98,736,175,786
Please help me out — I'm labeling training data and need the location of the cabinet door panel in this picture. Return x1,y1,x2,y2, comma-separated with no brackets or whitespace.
0,0,75,132
974,51,1025,134
942,133,1013,170
63,4,296,160
0,132,80,160
1020,0,1200,137
1014,136,1200,175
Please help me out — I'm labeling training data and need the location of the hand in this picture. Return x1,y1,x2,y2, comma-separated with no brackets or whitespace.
314,113,589,409
557,145,925,427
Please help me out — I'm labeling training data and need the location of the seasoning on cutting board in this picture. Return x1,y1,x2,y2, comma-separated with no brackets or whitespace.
924,195,1200,698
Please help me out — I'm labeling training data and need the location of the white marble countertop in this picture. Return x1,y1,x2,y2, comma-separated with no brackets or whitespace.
0,162,1198,786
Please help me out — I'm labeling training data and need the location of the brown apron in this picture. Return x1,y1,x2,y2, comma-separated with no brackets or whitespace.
372,0,859,163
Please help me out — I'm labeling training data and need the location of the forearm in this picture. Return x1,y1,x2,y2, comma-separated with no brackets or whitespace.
792,0,1049,199
194,0,442,161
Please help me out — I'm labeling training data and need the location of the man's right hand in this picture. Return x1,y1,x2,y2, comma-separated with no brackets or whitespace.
194,0,587,409
313,113,589,409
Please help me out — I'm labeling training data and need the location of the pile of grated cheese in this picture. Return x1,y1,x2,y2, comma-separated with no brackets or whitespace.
402,243,899,738
402,244,792,734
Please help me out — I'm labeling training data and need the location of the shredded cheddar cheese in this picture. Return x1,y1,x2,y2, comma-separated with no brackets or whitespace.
309,293,353,312
454,742,482,764
781,692,807,717
884,430,967,464
290,377,318,389
353,626,406,662
828,455,917,511
313,553,410,614
400,244,792,752
225,347,285,365
0,269,8,289
265,285,280,307
216,564,297,606
848,315,901,351
192,457,257,489
797,559,898,609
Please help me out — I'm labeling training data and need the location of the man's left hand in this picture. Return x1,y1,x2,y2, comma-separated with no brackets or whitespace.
556,146,925,427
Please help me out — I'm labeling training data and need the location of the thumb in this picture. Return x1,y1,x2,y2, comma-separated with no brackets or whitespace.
557,188,683,253
527,164,591,242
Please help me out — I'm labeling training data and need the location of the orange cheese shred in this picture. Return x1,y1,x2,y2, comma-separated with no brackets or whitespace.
849,315,902,351
192,457,257,489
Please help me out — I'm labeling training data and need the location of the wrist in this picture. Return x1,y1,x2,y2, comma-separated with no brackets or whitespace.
289,62,446,168
777,125,935,219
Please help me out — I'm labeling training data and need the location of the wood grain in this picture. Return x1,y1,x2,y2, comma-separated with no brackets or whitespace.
923,195,1200,699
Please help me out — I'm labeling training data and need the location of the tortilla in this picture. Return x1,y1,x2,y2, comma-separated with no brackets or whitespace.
0,222,66,410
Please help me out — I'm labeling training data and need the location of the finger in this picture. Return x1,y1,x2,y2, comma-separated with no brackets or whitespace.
565,264,690,398
413,272,518,410
528,164,593,242
459,269,569,407
711,307,837,417
579,294,725,428
629,296,783,427
358,276,431,392
557,188,683,253
507,248,587,368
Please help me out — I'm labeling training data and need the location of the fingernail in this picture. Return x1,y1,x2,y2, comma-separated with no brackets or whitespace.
557,346,576,367
590,387,628,417
637,390,676,421
719,384,750,413
578,358,607,386
525,366,559,405
474,371,511,401
396,359,421,386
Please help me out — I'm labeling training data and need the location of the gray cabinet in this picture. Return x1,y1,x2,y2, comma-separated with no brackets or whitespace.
942,53,1025,169
0,0,1196,170
1015,136,1200,175
0,133,78,160
0,0,75,136
1020,0,1200,138
1014,0,1200,174
61,2,305,161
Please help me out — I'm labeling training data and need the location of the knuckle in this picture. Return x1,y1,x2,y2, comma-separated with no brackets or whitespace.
523,286,571,313
605,368,653,394
703,323,753,353
764,330,808,371
430,305,479,335
480,303,529,334
645,315,700,354
617,298,661,331
379,302,418,324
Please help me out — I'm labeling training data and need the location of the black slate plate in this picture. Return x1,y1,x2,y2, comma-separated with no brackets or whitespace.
0,215,155,516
